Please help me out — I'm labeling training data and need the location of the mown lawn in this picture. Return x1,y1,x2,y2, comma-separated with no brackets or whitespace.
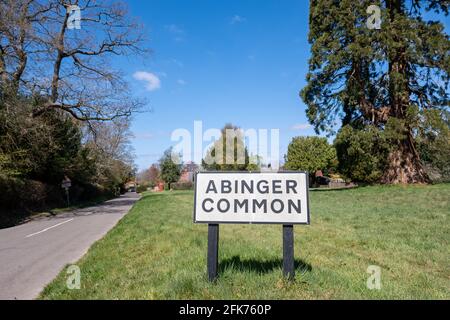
40,184,449,299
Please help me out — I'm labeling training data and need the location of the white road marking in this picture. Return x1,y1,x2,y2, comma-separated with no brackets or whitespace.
25,218,74,238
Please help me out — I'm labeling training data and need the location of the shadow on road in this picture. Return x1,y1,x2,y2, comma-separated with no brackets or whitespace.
38,193,140,220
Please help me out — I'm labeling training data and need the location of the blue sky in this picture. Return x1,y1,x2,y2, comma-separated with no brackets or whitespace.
120,1,449,171
121,0,313,170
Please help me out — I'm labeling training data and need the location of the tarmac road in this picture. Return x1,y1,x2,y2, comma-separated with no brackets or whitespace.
0,192,140,300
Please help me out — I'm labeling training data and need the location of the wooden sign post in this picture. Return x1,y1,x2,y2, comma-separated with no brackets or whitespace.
207,224,219,282
282,225,295,280
194,172,310,282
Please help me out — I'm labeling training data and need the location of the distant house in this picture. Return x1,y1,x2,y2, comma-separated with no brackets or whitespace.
261,164,275,172
314,171,355,189
125,181,137,192
179,162,199,183
154,182,165,192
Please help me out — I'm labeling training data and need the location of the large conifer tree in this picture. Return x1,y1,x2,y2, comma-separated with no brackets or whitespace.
301,0,449,184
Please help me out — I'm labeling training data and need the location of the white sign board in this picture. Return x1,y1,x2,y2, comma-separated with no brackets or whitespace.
194,172,310,225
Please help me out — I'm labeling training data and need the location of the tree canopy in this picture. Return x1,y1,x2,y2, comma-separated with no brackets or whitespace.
301,0,449,184
202,124,254,171
159,148,181,188
284,136,336,175
0,1,143,225
0,0,148,121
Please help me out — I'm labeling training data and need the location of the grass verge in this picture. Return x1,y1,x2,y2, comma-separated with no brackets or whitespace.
40,184,449,299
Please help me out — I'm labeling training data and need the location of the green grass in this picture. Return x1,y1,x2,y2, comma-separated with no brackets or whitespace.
40,184,450,299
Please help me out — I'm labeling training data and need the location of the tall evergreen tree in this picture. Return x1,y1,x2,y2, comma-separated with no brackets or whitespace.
301,0,449,184
159,148,181,189
202,124,251,171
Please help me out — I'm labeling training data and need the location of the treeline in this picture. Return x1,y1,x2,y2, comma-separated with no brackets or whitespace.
138,123,449,192
285,133,450,185
137,125,261,192
0,0,147,227
0,96,135,224
137,148,197,192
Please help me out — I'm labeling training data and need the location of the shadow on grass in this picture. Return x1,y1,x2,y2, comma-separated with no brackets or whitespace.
219,255,312,275
309,185,360,192
140,190,191,198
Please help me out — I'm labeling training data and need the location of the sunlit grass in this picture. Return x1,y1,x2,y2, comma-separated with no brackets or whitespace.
40,184,450,299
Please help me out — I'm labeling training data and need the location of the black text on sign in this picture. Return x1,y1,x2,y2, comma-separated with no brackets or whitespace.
194,172,310,224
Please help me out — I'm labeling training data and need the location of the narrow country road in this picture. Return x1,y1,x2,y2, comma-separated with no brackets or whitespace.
0,192,140,300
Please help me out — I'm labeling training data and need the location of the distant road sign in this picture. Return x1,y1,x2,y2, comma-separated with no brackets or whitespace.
61,177,72,189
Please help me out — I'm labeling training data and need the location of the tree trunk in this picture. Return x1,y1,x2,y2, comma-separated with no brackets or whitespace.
381,134,430,184
51,10,70,103
381,0,430,184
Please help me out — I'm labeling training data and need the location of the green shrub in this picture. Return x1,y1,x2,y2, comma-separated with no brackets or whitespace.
417,110,450,183
334,125,390,183
0,176,57,210
284,136,337,185
137,184,149,193
0,174,114,227
171,182,193,190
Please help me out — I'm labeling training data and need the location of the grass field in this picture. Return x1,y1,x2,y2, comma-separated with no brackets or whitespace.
40,184,449,299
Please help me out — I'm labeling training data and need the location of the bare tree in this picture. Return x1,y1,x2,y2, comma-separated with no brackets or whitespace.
0,0,54,94
1,0,149,121
83,119,135,164
81,118,136,187
137,164,160,185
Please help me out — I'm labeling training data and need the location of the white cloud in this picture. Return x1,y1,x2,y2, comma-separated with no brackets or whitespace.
133,71,161,91
230,15,246,24
177,79,186,85
165,24,186,42
165,24,184,34
291,123,313,130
